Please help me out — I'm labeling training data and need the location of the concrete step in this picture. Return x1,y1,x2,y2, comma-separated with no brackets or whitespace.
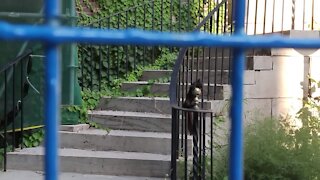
176,70,255,85
202,47,271,57
121,81,224,100
60,128,173,155
96,96,212,114
139,69,230,84
60,124,90,132
185,56,254,70
7,147,171,177
0,170,164,180
179,70,230,85
88,110,171,132
140,70,172,81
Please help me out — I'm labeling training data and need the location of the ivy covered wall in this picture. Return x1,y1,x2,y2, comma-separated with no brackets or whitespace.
75,0,206,90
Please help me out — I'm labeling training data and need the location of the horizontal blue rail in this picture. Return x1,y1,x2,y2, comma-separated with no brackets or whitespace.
0,22,320,48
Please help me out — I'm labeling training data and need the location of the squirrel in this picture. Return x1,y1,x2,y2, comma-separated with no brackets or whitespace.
182,79,203,135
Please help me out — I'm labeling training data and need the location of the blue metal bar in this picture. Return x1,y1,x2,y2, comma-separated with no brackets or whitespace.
44,44,60,180
229,48,245,179
45,0,60,21
1,22,320,48
44,0,60,179
230,0,246,179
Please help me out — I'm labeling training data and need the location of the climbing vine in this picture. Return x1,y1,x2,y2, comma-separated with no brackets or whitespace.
76,0,204,90
66,48,178,126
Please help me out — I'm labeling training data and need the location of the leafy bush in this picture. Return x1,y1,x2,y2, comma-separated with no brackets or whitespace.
243,79,320,179
212,114,320,180
213,90,320,179
23,128,44,148
245,114,320,179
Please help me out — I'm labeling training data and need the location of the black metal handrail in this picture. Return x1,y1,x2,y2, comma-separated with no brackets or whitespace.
0,49,33,171
169,0,229,105
169,1,229,179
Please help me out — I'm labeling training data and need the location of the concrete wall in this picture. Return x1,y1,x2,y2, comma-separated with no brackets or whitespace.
217,30,320,123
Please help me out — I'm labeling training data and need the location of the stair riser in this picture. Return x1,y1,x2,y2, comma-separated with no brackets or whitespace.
7,154,170,177
185,57,253,70
185,57,231,70
60,133,173,155
140,69,233,84
89,114,171,132
179,71,230,84
140,71,171,81
121,83,224,100
203,47,271,57
97,98,211,114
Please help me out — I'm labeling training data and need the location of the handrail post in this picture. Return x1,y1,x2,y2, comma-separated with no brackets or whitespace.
230,0,246,180
44,0,61,180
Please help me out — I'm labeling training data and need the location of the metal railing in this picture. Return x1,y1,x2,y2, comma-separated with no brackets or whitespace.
0,49,33,171
170,0,231,105
169,1,231,179
78,0,213,91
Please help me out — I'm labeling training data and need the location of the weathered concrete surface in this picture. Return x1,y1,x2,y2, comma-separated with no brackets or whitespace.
7,147,170,177
60,124,90,132
0,170,164,180
96,96,211,114
60,128,173,155
89,110,171,132
121,81,224,100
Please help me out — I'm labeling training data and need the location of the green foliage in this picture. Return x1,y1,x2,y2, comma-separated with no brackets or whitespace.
23,129,44,148
212,115,320,179
69,47,179,129
66,89,100,116
212,78,320,179
147,49,178,70
65,89,110,130
244,115,320,180
77,0,201,30
76,0,202,90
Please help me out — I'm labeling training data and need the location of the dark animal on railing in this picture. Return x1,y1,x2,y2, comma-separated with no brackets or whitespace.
182,79,203,135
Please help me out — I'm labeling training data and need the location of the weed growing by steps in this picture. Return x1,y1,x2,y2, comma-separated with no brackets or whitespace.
0,128,44,168
23,128,44,148
65,90,110,131
66,49,177,126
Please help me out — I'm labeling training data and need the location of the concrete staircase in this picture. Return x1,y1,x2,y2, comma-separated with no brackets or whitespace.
6,124,170,179
6,70,194,179
5,46,273,179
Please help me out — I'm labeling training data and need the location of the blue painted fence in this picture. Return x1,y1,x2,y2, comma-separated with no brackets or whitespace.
0,0,320,179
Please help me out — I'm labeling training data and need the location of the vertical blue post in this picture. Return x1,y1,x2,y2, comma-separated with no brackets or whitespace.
230,0,246,179
44,0,61,180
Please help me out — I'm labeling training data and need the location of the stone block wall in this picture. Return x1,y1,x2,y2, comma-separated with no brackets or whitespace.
216,31,320,123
